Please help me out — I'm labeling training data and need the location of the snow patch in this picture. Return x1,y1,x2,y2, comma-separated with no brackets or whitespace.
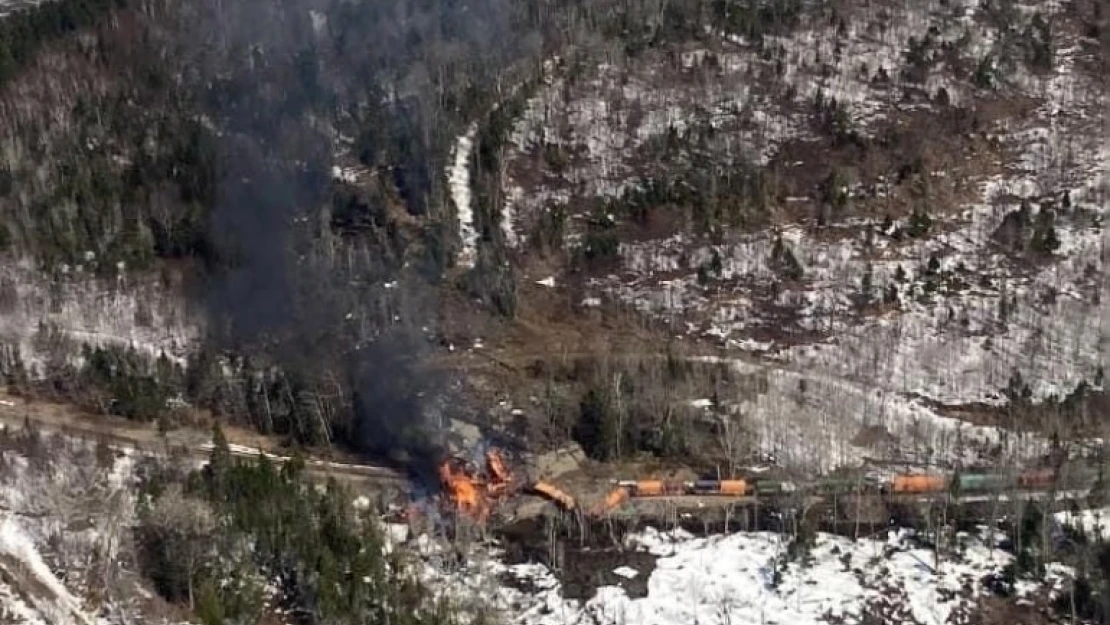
0,516,98,625
1056,507,1110,540
449,124,480,269
421,526,1066,625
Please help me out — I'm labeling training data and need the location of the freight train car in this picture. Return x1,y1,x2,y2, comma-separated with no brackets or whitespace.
955,472,1015,492
890,474,947,494
1017,468,1056,489
690,479,752,496
813,477,867,495
753,480,797,495
630,481,679,497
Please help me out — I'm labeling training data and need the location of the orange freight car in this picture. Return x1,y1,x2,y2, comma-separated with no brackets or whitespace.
633,480,666,496
719,480,750,496
891,474,947,493
1017,468,1056,488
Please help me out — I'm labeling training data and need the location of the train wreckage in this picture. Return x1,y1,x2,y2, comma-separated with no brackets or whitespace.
433,448,1103,526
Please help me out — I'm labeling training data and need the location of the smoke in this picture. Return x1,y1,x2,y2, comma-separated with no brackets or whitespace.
348,334,446,484
186,0,542,479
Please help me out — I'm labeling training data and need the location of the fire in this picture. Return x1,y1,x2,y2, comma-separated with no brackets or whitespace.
436,447,579,523
438,459,485,518
437,448,516,521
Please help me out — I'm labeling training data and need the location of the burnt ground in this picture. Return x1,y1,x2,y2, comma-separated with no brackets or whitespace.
493,516,656,600
557,548,657,601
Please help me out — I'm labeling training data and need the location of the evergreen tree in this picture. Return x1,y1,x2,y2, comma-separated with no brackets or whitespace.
194,578,225,625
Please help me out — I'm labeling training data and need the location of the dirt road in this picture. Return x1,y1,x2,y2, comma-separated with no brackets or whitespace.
0,390,408,488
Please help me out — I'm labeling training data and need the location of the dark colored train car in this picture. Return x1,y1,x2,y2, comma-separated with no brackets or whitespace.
813,478,863,495
956,472,1014,492
1017,468,1056,489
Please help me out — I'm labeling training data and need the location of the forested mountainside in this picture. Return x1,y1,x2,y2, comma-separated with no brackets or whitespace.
0,0,1100,468
0,0,1103,472
0,0,1104,622
0,0,568,466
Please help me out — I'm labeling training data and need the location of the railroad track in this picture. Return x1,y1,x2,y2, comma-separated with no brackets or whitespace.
601,489,1091,510
0,393,408,487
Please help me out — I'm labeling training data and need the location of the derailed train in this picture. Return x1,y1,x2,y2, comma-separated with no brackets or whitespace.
601,466,1097,509
886,467,1083,494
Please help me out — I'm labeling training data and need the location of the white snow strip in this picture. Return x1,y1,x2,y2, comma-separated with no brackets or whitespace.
449,124,480,269
611,566,638,580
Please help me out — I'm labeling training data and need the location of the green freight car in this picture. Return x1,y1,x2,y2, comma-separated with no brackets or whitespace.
955,473,1014,492
753,480,797,495
812,478,865,495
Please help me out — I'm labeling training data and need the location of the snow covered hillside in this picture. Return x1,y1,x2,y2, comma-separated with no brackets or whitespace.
0,429,186,625
0,260,201,375
450,0,1109,473
412,525,1072,625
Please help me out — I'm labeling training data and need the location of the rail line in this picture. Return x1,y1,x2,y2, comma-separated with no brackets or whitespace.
0,394,408,487
589,472,1100,517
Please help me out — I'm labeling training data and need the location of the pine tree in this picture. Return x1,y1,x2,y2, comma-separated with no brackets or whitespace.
862,264,873,298
194,578,225,625
209,424,231,476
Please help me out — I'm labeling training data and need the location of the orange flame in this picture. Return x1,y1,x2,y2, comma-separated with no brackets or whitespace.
439,458,487,520
438,448,582,522
437,448,520,522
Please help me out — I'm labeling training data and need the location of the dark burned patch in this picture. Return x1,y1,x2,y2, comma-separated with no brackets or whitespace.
964,594,1060,625
559,547,656,600
493,507,804,599
493,516,660,601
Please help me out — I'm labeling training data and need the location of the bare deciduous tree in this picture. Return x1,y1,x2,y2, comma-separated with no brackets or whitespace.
137,484,217,608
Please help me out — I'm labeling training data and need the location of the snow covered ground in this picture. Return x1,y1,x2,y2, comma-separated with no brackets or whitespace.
449,124,480,269
409,525,1071,625
0,258,202,374
691,355,1050,472
0,436,185,625
468,0,1107,473
0,516,100,625
1055,507,1110,541
587,1,1106,403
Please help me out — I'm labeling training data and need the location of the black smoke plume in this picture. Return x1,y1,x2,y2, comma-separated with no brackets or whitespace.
188,0,543,480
